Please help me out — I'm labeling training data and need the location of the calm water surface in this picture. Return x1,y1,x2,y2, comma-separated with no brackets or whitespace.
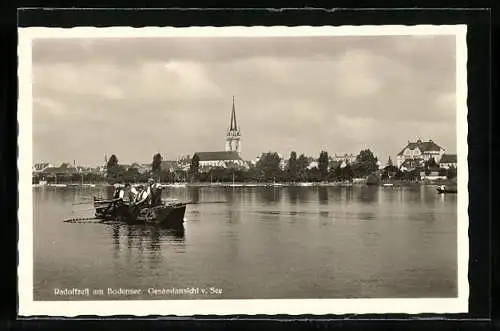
33,185,457,300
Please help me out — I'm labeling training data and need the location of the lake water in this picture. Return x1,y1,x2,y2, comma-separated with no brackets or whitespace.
32,184,457,300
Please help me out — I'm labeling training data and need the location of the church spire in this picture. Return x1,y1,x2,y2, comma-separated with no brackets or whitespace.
230,96,237,131
225,96,241,154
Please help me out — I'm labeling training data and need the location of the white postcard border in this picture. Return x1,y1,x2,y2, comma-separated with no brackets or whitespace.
18,25,469,316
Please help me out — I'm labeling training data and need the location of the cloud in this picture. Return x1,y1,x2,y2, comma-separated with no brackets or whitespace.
31,35,458,166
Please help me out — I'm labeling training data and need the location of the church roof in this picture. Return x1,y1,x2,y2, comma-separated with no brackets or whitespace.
397,139,443,156
194,151,243,161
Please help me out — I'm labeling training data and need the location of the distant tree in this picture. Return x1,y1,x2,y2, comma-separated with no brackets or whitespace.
354,149,379,177
387,156,394,167
307,167,321,182
383,157,399,179
160,169,174,183
318,151,329,181
256,152,282,182
106,154,120,183
243,164,260,183
296,154,309,182
286,151,298,182
122,167,140,184
189,154,200,182
107,154,118,168
173,169,186,182
343,164,354,181
152,153,163,180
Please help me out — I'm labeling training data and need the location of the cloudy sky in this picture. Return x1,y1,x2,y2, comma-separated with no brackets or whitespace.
32,34,457,166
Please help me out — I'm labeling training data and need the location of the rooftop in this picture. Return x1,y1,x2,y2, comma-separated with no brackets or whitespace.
194,151,243,161
398,139,444,156
400,158,424,170
41,166,78,175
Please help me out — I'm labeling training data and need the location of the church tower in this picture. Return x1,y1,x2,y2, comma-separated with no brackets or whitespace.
225,96,241,154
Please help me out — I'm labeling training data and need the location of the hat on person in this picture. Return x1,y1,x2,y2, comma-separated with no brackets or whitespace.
148,178,155,183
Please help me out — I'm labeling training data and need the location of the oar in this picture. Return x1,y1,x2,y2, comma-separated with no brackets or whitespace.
71,207,96,211
183,201,227,205
72,197,95,205
72,201,92,205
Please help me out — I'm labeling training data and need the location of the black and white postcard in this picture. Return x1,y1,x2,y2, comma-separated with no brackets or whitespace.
18,25,468,316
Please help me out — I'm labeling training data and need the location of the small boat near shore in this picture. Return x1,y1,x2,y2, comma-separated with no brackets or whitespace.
436,185,457,194
49,183,67,188
93,197,186,227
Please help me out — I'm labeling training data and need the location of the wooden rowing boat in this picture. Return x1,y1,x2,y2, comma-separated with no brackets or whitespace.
436,185,457,194
93,197,186,227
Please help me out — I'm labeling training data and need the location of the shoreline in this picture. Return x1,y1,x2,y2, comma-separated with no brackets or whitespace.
32,179,453,189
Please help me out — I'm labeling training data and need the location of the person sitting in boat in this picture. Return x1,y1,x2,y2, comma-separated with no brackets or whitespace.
112,184,121,199
112,183,130,203
128,184,139,202
133,185,143,202
133,181,153,208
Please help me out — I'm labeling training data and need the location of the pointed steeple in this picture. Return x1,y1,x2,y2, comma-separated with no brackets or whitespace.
230,96,237,131
226,96,241,154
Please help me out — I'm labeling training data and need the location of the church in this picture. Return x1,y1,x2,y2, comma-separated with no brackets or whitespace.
193,97,247,171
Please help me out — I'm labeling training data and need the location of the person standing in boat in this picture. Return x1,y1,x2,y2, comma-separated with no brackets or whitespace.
150,178,163,207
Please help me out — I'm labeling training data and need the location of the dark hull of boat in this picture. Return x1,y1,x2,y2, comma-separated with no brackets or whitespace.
93,197,186,227
436,188,457,194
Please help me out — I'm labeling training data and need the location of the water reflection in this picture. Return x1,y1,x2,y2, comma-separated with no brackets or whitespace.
224,188,236,204
288,187,299,204
258,187,282,204
358,212,377,222
319,211,330,218
109,223,185,260
358,186,378,203
318,187,328,204
287,187,311,204
112,224,120,259
34,185,458,300
226,207,242,224
188,187,200,203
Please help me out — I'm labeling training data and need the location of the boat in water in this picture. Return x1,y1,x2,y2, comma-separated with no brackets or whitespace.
436,185,457,194
49,183,67,188
93,197,186,227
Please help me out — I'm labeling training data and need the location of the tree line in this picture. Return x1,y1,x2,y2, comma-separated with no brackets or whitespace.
381,156,457,181
103,149,457,185
105,150,380,184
